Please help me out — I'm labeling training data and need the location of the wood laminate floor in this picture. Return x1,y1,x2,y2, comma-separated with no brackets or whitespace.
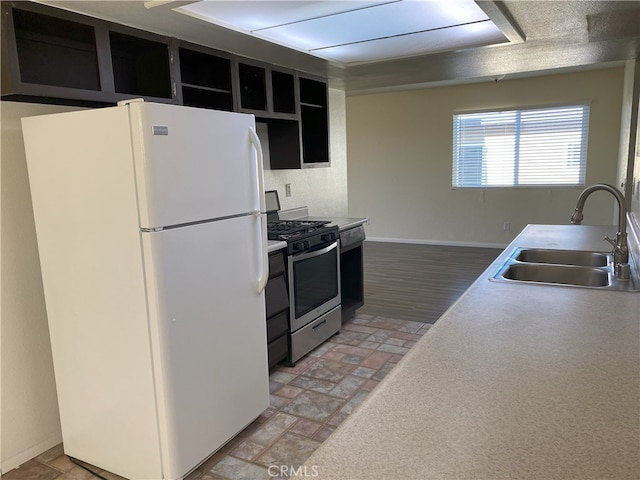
357,242,503,324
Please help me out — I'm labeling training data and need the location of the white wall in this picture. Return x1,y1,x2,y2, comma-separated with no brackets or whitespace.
617,60,639,193
264,88,348,217
1,102,87,472
628,61,640,274
346,67,625,246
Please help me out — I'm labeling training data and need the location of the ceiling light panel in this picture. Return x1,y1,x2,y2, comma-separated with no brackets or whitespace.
319,21,507,64
176,1,391,31
175,0,509,65
260,0,490,51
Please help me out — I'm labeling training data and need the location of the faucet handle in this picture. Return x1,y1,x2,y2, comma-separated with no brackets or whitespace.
603,235,625,256
604,235,629,256
603,235,616,249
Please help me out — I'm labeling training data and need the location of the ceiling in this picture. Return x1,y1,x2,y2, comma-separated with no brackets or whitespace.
39,1,640,94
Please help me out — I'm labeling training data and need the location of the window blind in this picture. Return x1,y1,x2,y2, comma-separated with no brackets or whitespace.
452,104,590,188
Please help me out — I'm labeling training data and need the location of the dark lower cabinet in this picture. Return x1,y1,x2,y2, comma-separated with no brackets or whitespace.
265,250,290,368
340,226,366,321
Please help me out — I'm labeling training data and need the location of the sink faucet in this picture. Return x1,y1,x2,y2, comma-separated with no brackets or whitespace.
570,183,630,279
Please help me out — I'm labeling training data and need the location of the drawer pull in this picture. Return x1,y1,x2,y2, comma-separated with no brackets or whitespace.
312,320,327,331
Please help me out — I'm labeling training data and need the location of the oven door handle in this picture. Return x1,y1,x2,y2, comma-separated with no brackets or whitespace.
291,240,338,262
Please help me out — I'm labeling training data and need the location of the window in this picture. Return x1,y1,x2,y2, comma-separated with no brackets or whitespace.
452,104,589,188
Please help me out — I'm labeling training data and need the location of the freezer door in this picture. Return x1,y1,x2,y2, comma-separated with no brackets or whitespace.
128,102,264,229
141,215,269,479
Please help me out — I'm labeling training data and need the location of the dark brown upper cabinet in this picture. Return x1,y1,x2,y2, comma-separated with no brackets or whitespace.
1,2,107,104
238,61,268,112
299,75,330,166
108,28,174,102
236,60,297,120
271,69,296,115
176,43,236,112
1,1,176,105
1,1,329,169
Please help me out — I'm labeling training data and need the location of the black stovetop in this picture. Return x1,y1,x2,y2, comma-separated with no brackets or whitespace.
267,219,332,241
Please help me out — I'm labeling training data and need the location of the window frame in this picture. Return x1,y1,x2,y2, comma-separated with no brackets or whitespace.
452,103,591,189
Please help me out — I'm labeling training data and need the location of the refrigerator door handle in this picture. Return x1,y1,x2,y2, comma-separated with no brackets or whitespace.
249,127,268,293
249,128,265,213
255,211,269,293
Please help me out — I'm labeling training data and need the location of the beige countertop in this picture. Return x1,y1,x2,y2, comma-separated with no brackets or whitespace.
267,240,287,253
306,216,368,232
298,224,640,480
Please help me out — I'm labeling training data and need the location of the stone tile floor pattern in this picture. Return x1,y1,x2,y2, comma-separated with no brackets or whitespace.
4,314,430,480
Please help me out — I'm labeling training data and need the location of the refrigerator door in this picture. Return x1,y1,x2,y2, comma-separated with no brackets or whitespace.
141,214,269,479
127,101,264,229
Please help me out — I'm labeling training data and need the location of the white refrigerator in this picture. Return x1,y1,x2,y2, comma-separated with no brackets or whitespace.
21,100,270,480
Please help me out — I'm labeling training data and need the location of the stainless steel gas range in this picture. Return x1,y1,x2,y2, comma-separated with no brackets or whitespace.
266,191,341,365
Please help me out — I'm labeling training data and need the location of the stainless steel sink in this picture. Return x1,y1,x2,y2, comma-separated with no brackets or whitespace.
515,248,608,267
490,247,639,292
501,263,609,287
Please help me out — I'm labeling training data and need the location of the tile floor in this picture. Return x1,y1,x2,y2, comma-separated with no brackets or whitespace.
4,314,431,480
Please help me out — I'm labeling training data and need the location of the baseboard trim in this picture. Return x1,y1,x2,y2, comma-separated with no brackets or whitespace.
365,236,507,249
1,433,62,474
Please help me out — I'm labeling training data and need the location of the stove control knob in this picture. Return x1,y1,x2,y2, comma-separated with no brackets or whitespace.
293,240,310,251
321,232,336,242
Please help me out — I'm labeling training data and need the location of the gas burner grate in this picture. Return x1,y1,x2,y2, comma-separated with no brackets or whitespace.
267,220,331,241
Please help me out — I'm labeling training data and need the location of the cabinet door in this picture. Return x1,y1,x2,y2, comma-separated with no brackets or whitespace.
109,28,174,101
265,274,289,318
271,69,296,115
267,310,289,343
1,2,108,103
268,250,286,278
236,61,297,120
1,2,177,105
238,61,268,112
177,43,235,111
299,75,330,167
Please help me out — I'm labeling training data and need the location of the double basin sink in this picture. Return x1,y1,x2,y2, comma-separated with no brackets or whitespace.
491,247,639,292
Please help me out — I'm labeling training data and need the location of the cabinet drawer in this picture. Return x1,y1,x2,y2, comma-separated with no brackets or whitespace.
265,274,288,318
267,334,288,368
266,310,288,343
269,251,286,278
290,306,341,363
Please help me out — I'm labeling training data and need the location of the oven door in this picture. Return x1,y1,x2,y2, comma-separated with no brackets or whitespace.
288,240,341,332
